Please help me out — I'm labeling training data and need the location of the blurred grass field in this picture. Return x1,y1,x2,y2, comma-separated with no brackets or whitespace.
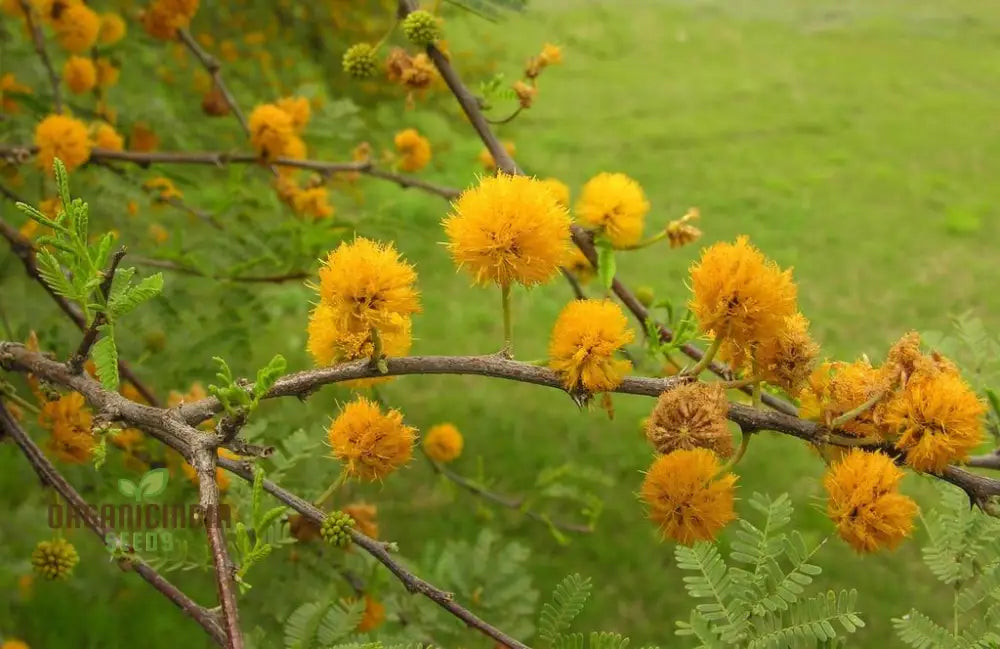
4,0,1000,646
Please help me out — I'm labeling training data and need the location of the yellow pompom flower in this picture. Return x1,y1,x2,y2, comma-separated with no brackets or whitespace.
539,43,563,65
538,178,570,208
38,392,94,464
92,122,124,151
96,58,120,88
423,423,464,463
31,537,79,580
328,397,416,481
548,299,633,394
645,381,733,458
394,128,431,172
444,173,571,288
54,3,100,53
1,73,33,114
306,303,412,388
885,371,985,473
753,312,820,395
98,12,126,45
689,236,798,366
141,0,199,40
249,103,295,161
63,55,96,94
34,114,91,173
291,186,334,220
640,448,737,545
824,449,917,553
317,237,421,333
574,172,650,248
276,96,310,132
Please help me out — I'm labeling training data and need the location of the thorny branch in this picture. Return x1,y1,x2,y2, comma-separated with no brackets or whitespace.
193,448,244,649
17,0,62,114
0,402,227,646
176,28,250,136
4,342,1000,507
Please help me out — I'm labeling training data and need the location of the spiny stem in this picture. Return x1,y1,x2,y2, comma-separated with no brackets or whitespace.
683,334,723,378
500,283,513,358
831,391,885,428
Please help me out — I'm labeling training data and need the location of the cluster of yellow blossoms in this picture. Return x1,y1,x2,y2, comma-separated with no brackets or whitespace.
393,128,432,172
307,237,421,388
141,0,199,40
423,423,464,464
328,396,417,481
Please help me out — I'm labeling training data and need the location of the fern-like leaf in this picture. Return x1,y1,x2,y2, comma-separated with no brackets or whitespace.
749,590,863,649
588,632,629,649
92,325,119,391
538,573,592,645
108,272,164,319
892,609,958,649
285,601,328,649
675,543,748,642
317,599,366,645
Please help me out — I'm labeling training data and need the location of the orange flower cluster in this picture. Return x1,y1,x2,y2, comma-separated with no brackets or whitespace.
38,392,95,464
328,397,416,481
801,332,985,472
548,299,633,395
689,236,819,393
394,129,431,172
142,0,200,40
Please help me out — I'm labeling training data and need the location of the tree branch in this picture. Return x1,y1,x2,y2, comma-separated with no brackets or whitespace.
17,0,62,114
216,458,533,649
0,401,227,646
193,448,244,649
176,28,249,136
131,256,309,284
69,246,126,373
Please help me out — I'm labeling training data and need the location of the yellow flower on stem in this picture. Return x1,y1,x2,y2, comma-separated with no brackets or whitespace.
799,359,890,439
291,186,335,220
640,448,737,545
54,3,99,53
92,122,124,151
445,173,570,288
249,103,295,161
98,12,126,45
885,371,985,473
753,312,820,395
394,128,431,172
317,237,421,333
561,247,594,284
688,236,797,370
548,299,633,394
63,55,96,94
328,397,416,481
574,172,650,248
95,58,120,88
423,423,464,463
129,122,159,152
276,95,311,133
38,392,94,464
306,303,412,388
34,114,91,173
539,177,570,208
824,449,917,553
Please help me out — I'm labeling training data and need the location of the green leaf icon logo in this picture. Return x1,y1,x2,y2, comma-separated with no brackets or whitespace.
136,468,169,502
117,478,138,500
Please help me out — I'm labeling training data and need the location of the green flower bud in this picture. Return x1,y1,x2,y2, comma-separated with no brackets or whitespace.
31,538,79,580
321,511,356,547
402,11,441,47
342,43,378,79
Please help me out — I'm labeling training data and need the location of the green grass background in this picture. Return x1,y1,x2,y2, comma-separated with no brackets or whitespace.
3,0,1000,646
